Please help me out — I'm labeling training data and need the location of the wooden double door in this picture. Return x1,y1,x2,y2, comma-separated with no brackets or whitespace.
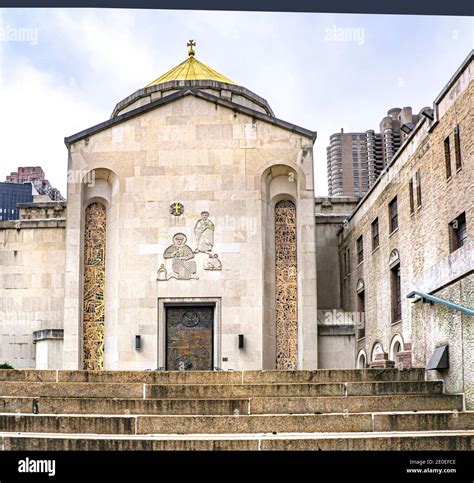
165,305,214,370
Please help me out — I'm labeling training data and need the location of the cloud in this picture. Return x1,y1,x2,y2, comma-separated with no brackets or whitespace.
0,57,105,195
0,9,472,197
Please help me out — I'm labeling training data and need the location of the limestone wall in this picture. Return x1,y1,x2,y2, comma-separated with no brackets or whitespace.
64,93,317,370
0,207,66,368
314,197,359,369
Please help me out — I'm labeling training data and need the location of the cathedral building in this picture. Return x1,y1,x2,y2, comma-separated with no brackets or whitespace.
0,42,318,372
0,45,472,412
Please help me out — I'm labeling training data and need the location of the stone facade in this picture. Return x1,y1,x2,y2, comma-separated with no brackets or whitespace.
0,203,66,368
62,85,318,371
1,54,320,373
315,197,359,368
338,51,473,405
0,49,472,398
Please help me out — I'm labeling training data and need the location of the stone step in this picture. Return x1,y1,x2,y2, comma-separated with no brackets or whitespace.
1,411,472,435
0,382,145,398
0,368,426,384
0,397,249,416
0,394,462,416
1,430,473,451
244,369,426,384
0,380,443,399
249,394,463,415
145,381,443,399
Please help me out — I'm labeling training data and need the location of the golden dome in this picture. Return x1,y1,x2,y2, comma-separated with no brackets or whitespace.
146,40,236,87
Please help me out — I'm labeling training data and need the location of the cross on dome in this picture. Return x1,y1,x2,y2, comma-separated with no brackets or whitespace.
187,40,196,57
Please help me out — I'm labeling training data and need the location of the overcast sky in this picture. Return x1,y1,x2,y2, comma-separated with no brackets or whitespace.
0,9,472,196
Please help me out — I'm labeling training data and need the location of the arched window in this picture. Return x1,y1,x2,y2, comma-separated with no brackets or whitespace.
275,200,298,369
356,278,365,339
389,250,401,323
83,202,107,370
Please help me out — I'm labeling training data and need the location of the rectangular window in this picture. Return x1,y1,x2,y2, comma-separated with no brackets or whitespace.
454,125,462,170
444,136,452,178
415,170,422,208
391,264,401,323
357,290,366,339
449,212,467,253
357,235,364,264
389,197,398,233
409,178,415,214
371,218,379,250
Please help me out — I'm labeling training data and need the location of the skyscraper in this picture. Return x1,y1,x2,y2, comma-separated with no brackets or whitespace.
327,107,421,197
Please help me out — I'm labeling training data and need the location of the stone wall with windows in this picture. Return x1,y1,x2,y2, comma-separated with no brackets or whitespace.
339,53,473,403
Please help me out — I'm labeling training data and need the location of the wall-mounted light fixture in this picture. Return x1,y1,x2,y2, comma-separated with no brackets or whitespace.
421,108,434,122
135,335,142,351
401,122,415,135
238,334,245,350
427,344,449,370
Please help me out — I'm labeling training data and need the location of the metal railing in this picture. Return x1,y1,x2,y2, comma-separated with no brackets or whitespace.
407,290,474,317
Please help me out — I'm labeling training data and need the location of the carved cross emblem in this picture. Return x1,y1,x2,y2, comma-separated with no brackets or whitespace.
170,202,184,216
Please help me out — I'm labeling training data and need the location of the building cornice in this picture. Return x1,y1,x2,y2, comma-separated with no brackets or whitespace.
111,79,275,118
65,88,317,146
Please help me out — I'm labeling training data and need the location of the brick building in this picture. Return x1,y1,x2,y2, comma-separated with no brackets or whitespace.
335,50,473,405
6,166,64,201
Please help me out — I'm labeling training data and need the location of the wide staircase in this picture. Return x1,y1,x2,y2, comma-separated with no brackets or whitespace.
0,368,473,450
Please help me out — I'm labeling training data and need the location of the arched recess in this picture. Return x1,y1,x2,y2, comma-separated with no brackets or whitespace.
389,249,400,268
261,164,300,370
357,349,368,369
389,333,404,362
275,199,298,369
81,168,119,370
371,341,384,362
356,278,365,339
83,202,107,370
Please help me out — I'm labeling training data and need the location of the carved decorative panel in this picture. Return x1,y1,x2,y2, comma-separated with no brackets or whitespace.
275,200,298,369
83,203,106,370
166,306,213,370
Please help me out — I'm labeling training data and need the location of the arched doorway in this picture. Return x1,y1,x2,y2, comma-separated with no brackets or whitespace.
390,334,404,365
357,349,367,368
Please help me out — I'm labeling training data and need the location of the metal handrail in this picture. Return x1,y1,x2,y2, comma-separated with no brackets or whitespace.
407,290,474,317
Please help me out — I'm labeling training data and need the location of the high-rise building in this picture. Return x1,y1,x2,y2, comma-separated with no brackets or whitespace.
327,107,421,197
0,182,33,221
327,129,382,197
6,166,64,201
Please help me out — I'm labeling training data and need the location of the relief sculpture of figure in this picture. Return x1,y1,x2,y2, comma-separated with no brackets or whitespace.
163,233,198,280
194,211,214,253
204,253,222,271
